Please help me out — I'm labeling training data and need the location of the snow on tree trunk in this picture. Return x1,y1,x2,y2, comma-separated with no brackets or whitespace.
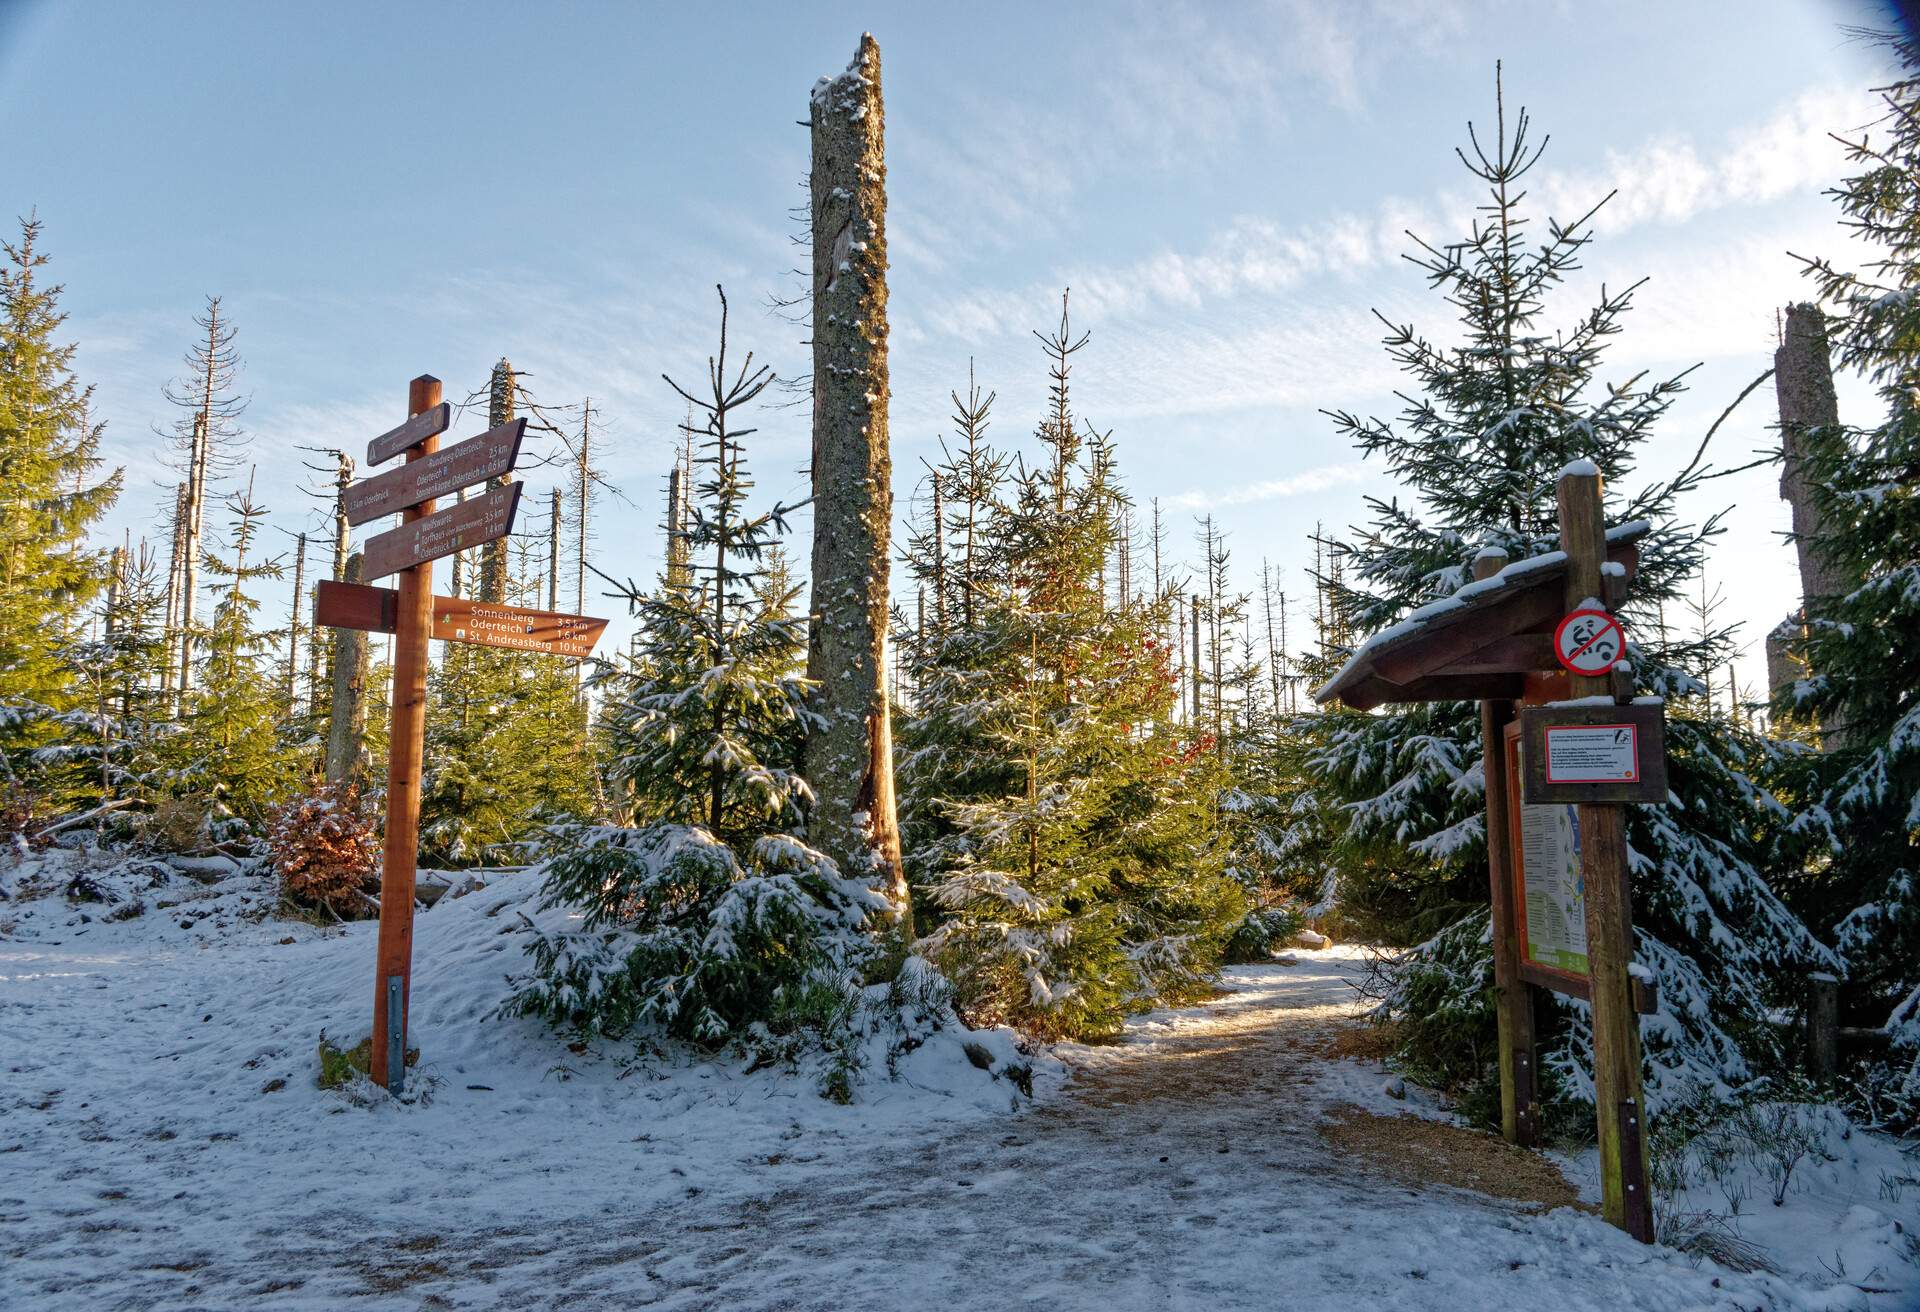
805,33,909,928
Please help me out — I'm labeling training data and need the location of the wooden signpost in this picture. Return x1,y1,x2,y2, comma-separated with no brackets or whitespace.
1552,468,1655,1243
322,375,608,1095
1315,464,1665,1243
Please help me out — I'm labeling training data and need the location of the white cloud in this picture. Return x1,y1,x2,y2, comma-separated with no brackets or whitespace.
1165,460,1372,511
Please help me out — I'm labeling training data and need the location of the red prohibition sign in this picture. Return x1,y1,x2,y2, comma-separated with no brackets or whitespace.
1554,607,1626,675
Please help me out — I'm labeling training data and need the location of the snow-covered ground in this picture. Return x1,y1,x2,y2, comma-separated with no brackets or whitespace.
2,850,1915,1310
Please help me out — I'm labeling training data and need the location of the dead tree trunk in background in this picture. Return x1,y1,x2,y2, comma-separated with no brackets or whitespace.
176,412,209,696
324,552,370,787
664,464,689,589
547,489,562,611
481,357,517,603
286,531,306,714
1774,303,1858,744
805,33,909,928
161,482,188,705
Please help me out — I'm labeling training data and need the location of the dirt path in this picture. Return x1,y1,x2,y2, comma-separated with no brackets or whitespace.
333,959,1652,1310
3,918,1814,1312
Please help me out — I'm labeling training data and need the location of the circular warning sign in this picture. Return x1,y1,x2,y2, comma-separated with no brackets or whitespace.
1554,608,1626,675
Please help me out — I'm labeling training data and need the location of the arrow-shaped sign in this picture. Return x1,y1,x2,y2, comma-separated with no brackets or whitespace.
316,579,608,658
366,401,452,466
362,482,522,582
343,418,525,527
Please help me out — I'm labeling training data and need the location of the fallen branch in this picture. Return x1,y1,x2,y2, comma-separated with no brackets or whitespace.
34,797,138,839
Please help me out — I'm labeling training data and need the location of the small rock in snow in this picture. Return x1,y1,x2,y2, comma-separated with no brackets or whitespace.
1383,1076,1406,1100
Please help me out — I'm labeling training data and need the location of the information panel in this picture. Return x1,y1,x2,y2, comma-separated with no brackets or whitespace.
1518,801,1588,977
1545,723,1639,784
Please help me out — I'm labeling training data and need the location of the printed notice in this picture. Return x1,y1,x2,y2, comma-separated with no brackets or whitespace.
1519,802,1587,976
1544,723,1639,783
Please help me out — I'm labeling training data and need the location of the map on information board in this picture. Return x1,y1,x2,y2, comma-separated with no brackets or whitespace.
1519,801,1588,976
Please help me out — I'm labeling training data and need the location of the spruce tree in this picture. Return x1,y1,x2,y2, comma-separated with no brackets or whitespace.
905,296,1242,1040
1786,32,1920,1090
1315,72,1828,1118
508,289,882,1065
0,214,123,821
177,473,296,832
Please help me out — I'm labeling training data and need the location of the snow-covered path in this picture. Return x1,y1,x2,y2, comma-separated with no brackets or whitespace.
2,865,1911,1310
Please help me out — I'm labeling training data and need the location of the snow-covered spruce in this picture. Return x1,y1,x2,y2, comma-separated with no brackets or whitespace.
1781,31,1920,1115
1313,73,1829,1122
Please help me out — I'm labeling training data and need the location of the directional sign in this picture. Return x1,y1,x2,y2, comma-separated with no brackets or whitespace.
366,401,452,466
314,579,608,659
431,598,608,657
314,578,397,632
1553,607,1625,676
343,418,526,526
363,482,521,581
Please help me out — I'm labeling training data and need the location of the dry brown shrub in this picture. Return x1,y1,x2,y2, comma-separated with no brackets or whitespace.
141,798,211,854
269,783,379,916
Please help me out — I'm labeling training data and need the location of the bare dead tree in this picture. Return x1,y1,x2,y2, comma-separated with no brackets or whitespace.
162,296,248,702
805,34,909,927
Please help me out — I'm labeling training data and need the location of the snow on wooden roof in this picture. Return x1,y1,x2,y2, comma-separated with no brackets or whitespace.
1314,520,1651,711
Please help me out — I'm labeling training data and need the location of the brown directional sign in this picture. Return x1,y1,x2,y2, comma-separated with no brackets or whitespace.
314,579,608,659
431,598,609,657
314,578,397,632
366,400,452,466
343,418,526,526
363,482,521,581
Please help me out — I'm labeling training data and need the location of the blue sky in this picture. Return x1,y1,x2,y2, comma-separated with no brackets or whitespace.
0,0,1905,697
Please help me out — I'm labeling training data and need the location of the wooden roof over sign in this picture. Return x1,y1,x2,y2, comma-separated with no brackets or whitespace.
1313,520,1652,711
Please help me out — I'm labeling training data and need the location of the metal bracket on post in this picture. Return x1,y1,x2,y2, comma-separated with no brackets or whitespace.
1617,1099,1654,1243
386,975,405,1096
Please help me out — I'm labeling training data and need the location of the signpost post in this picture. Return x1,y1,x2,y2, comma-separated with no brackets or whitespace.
330,375,606,1096
1314,472,1666,1243
1554,465,1655,1243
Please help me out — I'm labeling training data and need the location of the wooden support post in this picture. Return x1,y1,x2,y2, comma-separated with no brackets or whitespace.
1807,973,1839,1080
370,374,440,1095
1475,548,1538,1147
1556,465,1653,1243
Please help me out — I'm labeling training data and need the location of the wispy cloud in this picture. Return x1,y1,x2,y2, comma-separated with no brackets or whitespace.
903,82,1873,351
1165,460,1373,512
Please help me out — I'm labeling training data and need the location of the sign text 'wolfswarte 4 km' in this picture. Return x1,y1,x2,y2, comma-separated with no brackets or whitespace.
317,377,609,1095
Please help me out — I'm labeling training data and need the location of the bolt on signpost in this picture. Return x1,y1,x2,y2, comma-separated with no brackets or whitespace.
324,376,608,1095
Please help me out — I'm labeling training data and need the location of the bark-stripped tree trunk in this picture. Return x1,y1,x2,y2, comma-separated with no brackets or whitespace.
286,531,306,714
161,481,188,704
664,465,689,589
177,411,209,696
548,489,561,611
805,33,909,928
481,357,516,603
1773,303,1858,745
324,552,370,786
